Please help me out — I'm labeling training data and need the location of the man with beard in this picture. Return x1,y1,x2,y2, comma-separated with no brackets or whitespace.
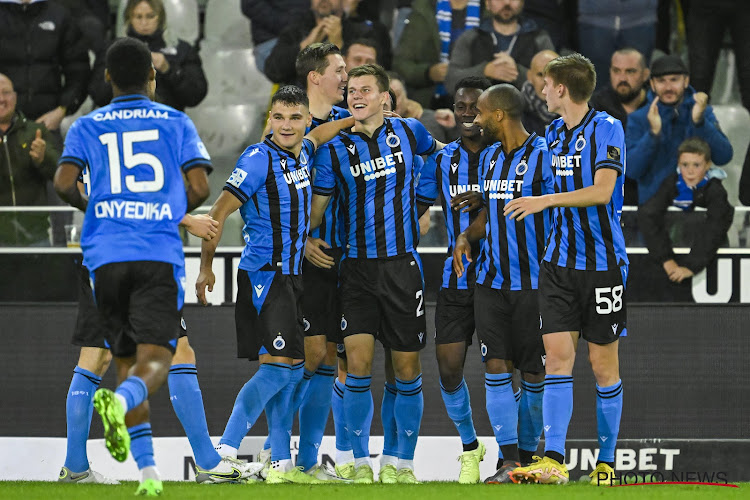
445,0,554,93
591,48,650,205
521,49,559,136
264,0,392,84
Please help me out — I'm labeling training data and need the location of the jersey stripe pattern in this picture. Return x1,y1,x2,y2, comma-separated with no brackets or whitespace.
421,139,483,289
224,138,313,275
312,117,436,258
478,133,554,290
308,105,350,248
59,94,211,271
543,109,629,271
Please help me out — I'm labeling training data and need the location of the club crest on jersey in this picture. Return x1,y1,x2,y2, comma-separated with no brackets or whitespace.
299,150,308,165
337,343,345,353
515,160,528,176
303,318,310,332
385,133,401,148
575,135,587,152
480,343,488,358
273,333,286,350
181,317,187,331
340,315,348,331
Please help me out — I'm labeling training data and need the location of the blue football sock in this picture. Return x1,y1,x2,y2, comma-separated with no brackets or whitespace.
543,375,574,458
395,375,424,461
343,374,373,459
332,379,351,452
115,376,148,411
64,367,101,472
440,378,477,445
298,365,335,470
268,363,303,462
381,382,398,458
168,364,221,470
596,380,623,463
128,423,156,469
518,380,545,454
485,373,518,458
292,369,314,413
219,363,292,449
515,388,521,412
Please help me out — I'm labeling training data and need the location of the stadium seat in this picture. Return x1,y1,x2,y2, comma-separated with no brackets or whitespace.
199,48,273,106
116,0,200,45
186,104,266,159
203,0,252,50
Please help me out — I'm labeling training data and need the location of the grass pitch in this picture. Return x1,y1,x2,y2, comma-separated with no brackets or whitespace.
1,481,744,500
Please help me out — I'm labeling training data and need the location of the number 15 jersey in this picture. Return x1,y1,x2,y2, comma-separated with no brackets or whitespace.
60,94,212,271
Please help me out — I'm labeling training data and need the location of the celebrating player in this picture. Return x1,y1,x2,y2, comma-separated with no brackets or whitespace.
505,53,628,485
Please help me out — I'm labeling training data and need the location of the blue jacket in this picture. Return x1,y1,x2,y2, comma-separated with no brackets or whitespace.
625,86,733,204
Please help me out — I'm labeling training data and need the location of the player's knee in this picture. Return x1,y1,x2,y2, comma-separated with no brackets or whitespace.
392,352,421,381
484,358,513,374
522,370,545,384
304,336,327,368
172,337,196,365
438,370,463,392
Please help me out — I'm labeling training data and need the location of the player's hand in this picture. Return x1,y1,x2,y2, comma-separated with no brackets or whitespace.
305,237,335,269
183,214,219,240
647,97,662,136
451,191,483,212
452,233,472,277
383,110,402,119
504,195,549,220
434,108,456,129
35,106,65,131
151,52,170,73
405,99,423,118
195,268,215,305
29,129,46,166
668,265,694,283
692,92,709,124
428,62,449,83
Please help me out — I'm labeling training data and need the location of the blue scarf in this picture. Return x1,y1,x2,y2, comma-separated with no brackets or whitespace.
673,174,709,211
436,0,480,96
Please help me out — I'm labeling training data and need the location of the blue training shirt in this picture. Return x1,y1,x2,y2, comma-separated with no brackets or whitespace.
544,108,629,271
308,105,350,249
312,117,437,259
59,94,211,271
224,137,314,275
420,138,484,289
478,133,554,290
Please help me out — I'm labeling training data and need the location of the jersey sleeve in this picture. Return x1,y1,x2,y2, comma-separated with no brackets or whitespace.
594,118,625,175
416,151,439,204
179,114,213,174
405,117,437,156
542,149,555,194
223,147,268,203
312,143,336,196
58,119,88,170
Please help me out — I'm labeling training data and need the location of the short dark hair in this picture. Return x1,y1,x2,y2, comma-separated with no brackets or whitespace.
544,53,596,103
612,47,647,69
295,42,341,88
678,137,712,162
271,85,309,109
106,37,153,93
454,76,492,94
349,64,390,92
344,38,378,57
483,84,525,120
388,89,397,110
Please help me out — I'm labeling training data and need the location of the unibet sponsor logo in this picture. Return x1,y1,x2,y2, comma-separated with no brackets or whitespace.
349,152,405,180
449,184,481,197
283,166,311,190
552,154,582,177
94,200,173,221
483,179,524,200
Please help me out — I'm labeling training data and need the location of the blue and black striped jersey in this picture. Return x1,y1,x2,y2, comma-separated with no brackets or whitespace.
308,105,350,248
543,109,629,271
312,117,437,259
224,137,313,275
420,139,484,289
478,133,554,290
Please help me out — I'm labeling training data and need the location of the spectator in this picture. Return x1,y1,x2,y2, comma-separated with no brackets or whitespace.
523,0,576,51
393,0,483,109
445,0,554,95
343,38,378,70
577,0,658,89
590,48,650,205
0,0,90,145
638,138,734,283
521,49,558,136
241,0,309,74
389,71,455,143
265,0,393,84
687,0,750,113
0,73,60,246
52,0,111,54
626,55,733,205
89,0,208,111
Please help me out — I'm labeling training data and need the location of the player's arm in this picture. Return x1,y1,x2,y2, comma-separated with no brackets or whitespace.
184,166,211,212
453,209,487,277
54,163,87,211
196,191,243,305
310,193,331,230
305,116,355,150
